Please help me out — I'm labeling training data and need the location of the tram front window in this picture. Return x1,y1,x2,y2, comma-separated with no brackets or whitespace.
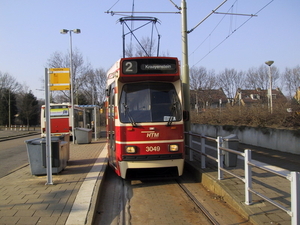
119,82,182,124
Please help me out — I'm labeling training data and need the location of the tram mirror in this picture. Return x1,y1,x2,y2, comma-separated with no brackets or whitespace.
183,110,190,121
106,89,110,97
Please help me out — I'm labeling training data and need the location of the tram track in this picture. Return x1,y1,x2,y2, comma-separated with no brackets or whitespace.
94,168,251,225
176,179,219,225
0,131,40,142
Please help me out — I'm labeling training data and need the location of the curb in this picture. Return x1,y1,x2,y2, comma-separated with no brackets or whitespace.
65,144,108,225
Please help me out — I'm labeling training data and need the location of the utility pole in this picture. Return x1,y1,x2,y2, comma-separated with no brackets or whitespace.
265,60,274,114
181,0,190,132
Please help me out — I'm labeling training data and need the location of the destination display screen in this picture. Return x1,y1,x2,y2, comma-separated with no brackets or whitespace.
50,106,69,117
122,58,178,75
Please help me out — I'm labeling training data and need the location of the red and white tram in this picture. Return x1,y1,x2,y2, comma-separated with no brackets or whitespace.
106,57,186,179
41,103,84,138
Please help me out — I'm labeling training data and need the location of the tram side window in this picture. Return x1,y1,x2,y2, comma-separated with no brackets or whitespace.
108,83,116,118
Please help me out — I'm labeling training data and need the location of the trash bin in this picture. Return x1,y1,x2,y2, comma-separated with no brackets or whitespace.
25,136,68,175
51,134,70,161
41,139,68,172
74,128,92,144
223,134,239,167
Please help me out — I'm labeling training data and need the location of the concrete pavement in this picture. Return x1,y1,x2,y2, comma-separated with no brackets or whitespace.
0,139,107,225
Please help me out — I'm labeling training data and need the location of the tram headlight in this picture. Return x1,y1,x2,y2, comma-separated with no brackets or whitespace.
125,146,137,154
169,144,179,152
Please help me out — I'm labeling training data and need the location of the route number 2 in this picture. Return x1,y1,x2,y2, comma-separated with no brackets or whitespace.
123,61,137,74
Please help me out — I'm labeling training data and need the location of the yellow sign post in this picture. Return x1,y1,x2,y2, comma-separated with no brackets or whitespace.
49,68,70,91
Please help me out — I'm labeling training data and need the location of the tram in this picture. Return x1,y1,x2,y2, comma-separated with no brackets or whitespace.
41,103,84,138
106,57,186,179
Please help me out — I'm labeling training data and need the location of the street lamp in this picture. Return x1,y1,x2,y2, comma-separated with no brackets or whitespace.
60,29,81,142
265,60,274,113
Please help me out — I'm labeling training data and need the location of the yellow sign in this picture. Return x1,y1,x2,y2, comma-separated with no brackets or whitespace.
50,84,70,91
49,68,70,72
49,68,70,91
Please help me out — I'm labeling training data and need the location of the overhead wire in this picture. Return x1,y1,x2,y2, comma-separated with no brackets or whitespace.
130,0,135,51
168,0,181,10
107,0,121,12
191,0,275,68
190,2,235,57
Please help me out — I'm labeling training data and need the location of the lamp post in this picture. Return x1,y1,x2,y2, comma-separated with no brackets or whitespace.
60,29,81,142
265,60,274,113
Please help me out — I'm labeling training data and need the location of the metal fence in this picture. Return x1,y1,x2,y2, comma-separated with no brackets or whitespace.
0,125,40,131
185,131,299,225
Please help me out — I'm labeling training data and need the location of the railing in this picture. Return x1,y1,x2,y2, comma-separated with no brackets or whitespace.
185,131,299,225
1,125,40,131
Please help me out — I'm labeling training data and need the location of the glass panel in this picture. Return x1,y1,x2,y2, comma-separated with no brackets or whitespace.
119,82,182,123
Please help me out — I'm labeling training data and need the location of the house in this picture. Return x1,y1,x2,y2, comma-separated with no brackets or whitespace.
293,87,300,104
233,88,287,107
190,88,228,112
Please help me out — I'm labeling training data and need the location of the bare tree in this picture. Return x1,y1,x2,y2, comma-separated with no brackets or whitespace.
189,66,218,111
284,65,300,97
190,67,206,91
0,71,21,93
125,43,134,58
80,68,107,105
46,49,91,104
218,68,245,99
125,36,158,57
245,65,280,90
190,67,217,90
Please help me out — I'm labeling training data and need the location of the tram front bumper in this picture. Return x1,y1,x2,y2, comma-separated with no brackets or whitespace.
118,159,184,179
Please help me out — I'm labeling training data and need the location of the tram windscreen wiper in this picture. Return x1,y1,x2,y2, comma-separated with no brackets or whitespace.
122,103,138,127
167,102,177,126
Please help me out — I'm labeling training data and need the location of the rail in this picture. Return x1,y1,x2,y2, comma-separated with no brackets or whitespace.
185,131,299,225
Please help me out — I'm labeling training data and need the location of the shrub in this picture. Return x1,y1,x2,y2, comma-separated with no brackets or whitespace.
191,104,300,129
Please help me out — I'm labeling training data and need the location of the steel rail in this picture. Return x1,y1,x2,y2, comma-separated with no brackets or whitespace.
176,179,220,225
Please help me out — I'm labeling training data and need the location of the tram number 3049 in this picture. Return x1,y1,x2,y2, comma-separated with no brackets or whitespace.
146,146,161,152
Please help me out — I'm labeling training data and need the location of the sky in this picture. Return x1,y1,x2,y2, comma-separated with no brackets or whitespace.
0,0,299,99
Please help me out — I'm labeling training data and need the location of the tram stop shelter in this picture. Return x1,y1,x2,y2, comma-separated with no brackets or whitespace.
78,105,103,140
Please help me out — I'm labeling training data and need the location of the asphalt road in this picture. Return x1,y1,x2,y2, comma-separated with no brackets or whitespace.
0,134,40,178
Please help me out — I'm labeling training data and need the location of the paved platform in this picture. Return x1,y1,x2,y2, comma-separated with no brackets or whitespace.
0,139,108,225
185,142,299,225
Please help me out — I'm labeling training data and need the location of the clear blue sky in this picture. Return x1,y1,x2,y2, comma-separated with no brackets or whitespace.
0,0,299,99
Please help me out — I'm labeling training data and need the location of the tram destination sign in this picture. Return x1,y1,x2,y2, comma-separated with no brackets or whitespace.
122,58,177,75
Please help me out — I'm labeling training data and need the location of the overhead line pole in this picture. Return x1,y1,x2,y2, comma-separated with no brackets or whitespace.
181,0,190,132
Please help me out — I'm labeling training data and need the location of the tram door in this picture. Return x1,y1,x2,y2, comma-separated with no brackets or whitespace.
107,83,116,167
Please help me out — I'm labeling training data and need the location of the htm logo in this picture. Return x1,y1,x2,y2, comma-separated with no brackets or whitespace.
146,132,159,138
